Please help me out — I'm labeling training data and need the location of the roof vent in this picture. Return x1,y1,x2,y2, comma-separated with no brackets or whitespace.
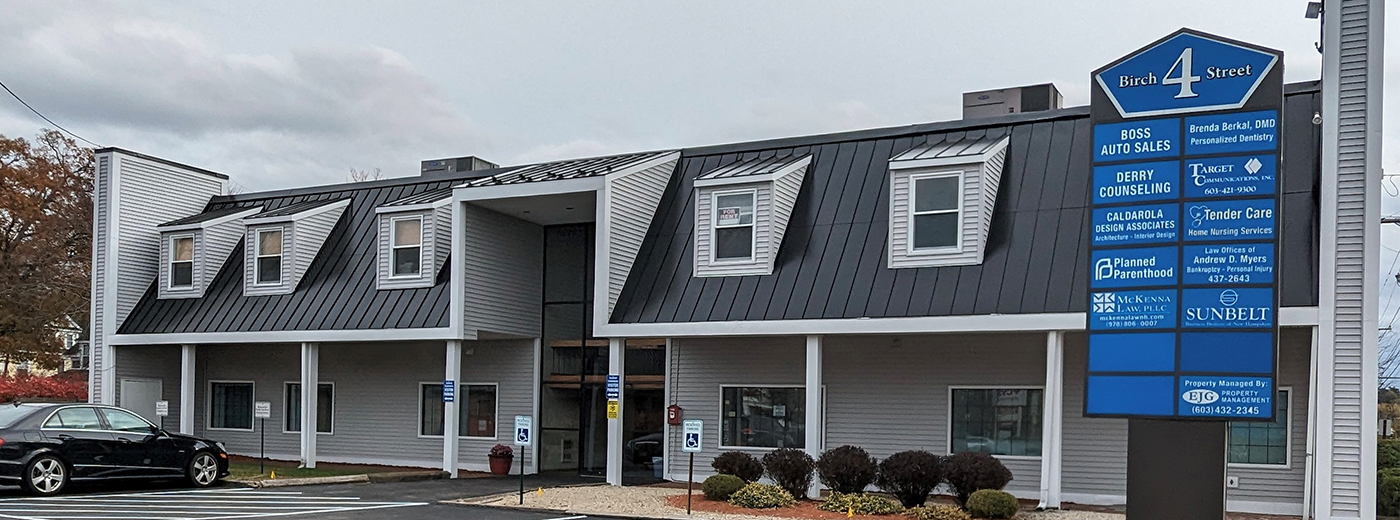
421,156,499,176
962,83,1063,119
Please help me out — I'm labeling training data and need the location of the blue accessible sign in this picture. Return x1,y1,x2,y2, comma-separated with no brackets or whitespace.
1184,155,1277,199
1092,203,1178,246
1085,28,1280,420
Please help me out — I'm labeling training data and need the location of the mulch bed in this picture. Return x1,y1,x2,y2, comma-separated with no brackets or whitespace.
664,493,904,519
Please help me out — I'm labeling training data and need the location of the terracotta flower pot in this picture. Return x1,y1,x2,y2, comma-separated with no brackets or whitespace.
489,454,513,475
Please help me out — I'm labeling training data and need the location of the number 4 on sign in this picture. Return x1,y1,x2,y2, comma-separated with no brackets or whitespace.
1164,47,1201,99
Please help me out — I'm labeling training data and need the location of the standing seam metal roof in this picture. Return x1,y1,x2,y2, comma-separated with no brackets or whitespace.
463,151,674,187
157,206,259,228
889,133,1008,162
696,154,811,180
380,187,454,207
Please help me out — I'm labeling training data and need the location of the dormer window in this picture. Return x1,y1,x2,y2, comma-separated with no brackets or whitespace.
887,134,1009,269
712,190,756,262
391,216,423,277
255,228,284,285
169,235,195,288
909,172,962,252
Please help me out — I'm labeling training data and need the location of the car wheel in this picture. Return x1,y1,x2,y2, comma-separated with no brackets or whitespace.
22,455,67,496
186,451,219,488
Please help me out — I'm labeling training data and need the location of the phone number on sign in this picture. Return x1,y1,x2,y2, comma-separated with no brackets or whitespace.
1190,405,1262,416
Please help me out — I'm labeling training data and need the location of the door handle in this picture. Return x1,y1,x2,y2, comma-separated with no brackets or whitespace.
56,434,73,441
117,438,132,444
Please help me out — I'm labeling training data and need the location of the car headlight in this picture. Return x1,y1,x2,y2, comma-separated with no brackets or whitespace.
215,442,226,451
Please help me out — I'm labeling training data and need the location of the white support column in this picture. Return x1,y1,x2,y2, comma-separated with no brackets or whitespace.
179,344,196,435
299,342,319,469
804,335,823,499
662,338,673,481
531,338,542,476
606,338,625,486
443,340,462,478
1038,331,1065,510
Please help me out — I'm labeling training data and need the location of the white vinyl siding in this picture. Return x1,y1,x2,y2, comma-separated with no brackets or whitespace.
887,146,1006,269
461,204,543,338
376,210,438,290
159,231,201,298
694,183,772,277
112,345,182,430
242,201,347,296
90,155,109,404
605,158,677,316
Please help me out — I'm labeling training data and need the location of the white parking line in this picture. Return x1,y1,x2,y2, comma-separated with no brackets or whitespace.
0,489,426,520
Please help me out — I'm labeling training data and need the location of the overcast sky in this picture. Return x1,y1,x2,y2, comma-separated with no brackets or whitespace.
3,1,1400,363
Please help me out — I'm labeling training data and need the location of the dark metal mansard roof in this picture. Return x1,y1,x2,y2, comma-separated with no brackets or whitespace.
607,83,1321,324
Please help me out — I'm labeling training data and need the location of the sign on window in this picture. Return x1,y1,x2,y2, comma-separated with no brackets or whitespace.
717,206,742,226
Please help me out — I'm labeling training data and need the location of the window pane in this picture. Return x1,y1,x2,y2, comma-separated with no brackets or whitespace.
721,387,804,448
914,176,959,212
211,383,253,429
394,219,422,247
1227,390,1288,465
257,257,282,284
715,227,753,260
913,213,959,249
950,389,1043,457
258,230,282,256
173,237,194,261
463,385,497,437
287,383,334,433
101,409,152,432
421,384,444,436
715,193,754,226
393,247,421,276
172,262,193,287
286,383,301,432
49,407,103,429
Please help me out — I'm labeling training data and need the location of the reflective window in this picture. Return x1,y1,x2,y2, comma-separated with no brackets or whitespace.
285,383,334,434
420,383,498,438
911,174,960,250
100,408,153,433
712,191,755,261
170,235,194,288
391,217,422,277
950,388,1043,457
1228,389,1289,465
721,387,804,449
210,382,253,430
45,407,103,430
255,229,283,285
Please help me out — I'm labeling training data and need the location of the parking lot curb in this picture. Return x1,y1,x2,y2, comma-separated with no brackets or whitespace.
250,474,371,488
368,470,450,483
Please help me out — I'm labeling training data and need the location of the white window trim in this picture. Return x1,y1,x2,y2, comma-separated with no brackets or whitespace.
416,381,500,440
709,188,758,265
947,385,1045,461
254,227,285,286
906,170,964,255
1227,386,1292,470
281,381,335,436
388,215,426,279
167,233,196,290
717,384,823,451
206,380,255,432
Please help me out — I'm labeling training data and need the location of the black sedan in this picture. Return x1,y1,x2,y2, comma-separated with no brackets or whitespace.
0,403,230,495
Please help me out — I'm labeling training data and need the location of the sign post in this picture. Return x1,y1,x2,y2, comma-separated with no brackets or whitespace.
514,415,532,505
154,400,168,431
254,401,272,475
1087,29,1282,520
681,419,703,514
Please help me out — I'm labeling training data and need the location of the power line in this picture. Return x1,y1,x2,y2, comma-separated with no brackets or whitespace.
0,78,100,148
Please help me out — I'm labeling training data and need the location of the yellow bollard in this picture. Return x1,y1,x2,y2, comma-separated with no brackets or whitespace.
269,471,276,479
537,487,543,496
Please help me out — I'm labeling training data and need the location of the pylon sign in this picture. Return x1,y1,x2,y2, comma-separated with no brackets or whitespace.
1085,28,1282,421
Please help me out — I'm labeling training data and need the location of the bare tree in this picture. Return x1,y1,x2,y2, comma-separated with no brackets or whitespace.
348,167,383,183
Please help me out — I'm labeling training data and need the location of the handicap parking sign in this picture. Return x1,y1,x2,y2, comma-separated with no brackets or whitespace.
514,415,532,447
681,420,703,453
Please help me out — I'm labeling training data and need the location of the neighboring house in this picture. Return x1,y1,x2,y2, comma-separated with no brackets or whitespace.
88,79,1371,518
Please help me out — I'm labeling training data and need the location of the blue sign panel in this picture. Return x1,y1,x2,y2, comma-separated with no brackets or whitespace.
606,374,620,399
1177,376,1273,419
1093,119,1180,162
1092,203,1178,246
1094,32,1278,118
1183,198,1274,241
1182,243,1274,285
1179,332,1274,374
1181,287,1273,328
1183,155,1277,199
1184,110,1279,155
1091,246,1178,289
442,380,455,402
1086,375,1175,416
1089,289,1176,331
1093,160,1179,204
1088,333,1176,372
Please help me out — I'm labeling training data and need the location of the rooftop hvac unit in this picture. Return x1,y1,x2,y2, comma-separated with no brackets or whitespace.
962,83,1063,119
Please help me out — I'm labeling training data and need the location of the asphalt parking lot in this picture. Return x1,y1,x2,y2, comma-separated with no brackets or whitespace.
0,475,622,520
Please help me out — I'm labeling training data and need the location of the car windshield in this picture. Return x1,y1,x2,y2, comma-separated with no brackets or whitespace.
0,405,43,429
